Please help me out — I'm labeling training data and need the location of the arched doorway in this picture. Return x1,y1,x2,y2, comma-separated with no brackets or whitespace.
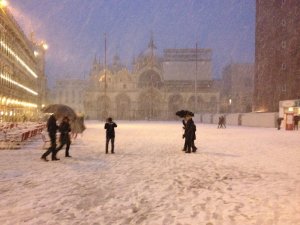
168,94,184,119
138,70,162,88
138,88,163,120
116,94,131,120
187,96,204,113
97,95,111,120
209,96,218,113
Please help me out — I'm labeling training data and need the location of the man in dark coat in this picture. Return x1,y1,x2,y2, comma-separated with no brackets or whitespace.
183,114,197,153
182,119,197,152
104,117,117,154
56,116,72,157
182,119,188,151
294,115,299,130
41,114,59,161
277,117,283,130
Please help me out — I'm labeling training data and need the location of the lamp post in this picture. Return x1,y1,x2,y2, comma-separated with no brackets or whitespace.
194,42,198,114
0,0,8,8
103,33,107,120
229,98,232,113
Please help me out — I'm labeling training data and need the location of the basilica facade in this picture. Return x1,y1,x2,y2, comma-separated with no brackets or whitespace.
84,39,220,120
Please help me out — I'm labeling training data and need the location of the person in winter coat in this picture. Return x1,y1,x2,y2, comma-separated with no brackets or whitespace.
277,117,283,130
217,116,222,128
56,116,72,157
104,117,117,154
183,114,197,153
294,115,299,130
41,114,59,161
182,119,188,151
218,115,226,128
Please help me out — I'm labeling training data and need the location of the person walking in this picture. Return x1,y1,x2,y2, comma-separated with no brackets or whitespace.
182,119,188,151
183,113,197,153
220,115,226,128
41,114,59,161
56,116,72,158
277,117,283,130
294,115,299,130
104,117,117,154
182,118,197,152
217,116,222,128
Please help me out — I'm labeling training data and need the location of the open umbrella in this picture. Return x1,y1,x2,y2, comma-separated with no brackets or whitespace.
70,116,86,133
175,110,194,118
41,104,77,121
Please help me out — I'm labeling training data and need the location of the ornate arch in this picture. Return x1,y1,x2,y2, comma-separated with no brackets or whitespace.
168,94,184,119
187,95,204,113
115,93,131,120
138,69,162,88
97,95,111,120
208,96,218,113
138,88,163,119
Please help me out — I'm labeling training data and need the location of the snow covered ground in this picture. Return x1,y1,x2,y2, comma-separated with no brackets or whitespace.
0,121,299,225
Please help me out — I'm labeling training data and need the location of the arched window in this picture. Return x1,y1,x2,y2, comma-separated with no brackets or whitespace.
138,70,162,88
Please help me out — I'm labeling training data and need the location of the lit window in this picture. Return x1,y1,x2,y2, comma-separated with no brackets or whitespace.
0,73,38,95
0,41,38,78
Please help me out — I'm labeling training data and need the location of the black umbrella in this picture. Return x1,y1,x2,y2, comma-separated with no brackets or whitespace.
175,110,194,118
41,104,77,121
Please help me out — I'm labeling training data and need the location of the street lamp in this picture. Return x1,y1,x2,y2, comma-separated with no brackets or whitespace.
34,51,39,57
229,98,232,113
0,0,8,8
42,43,48,50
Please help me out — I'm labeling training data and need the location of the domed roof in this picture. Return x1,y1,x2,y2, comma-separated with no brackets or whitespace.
141,36,159,57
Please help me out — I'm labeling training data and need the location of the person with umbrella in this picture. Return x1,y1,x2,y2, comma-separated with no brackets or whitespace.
176,110,197,153
183,111,197,153
56,116,72,158
41,114,59,161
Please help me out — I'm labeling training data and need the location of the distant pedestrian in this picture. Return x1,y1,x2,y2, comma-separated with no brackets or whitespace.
104,117,117,154
277,117,283,130
217,116,222,128
41,114,59,161
56,116,72,158
294,115,299,130
220,115,226,128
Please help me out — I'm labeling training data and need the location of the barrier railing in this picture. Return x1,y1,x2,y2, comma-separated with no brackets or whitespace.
0,122,46,149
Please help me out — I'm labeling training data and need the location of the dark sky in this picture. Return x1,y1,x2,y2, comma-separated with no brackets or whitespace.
9,0,255,86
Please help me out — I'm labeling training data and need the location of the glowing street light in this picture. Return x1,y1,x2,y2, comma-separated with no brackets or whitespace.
42,43,48,50
0,0,8,8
